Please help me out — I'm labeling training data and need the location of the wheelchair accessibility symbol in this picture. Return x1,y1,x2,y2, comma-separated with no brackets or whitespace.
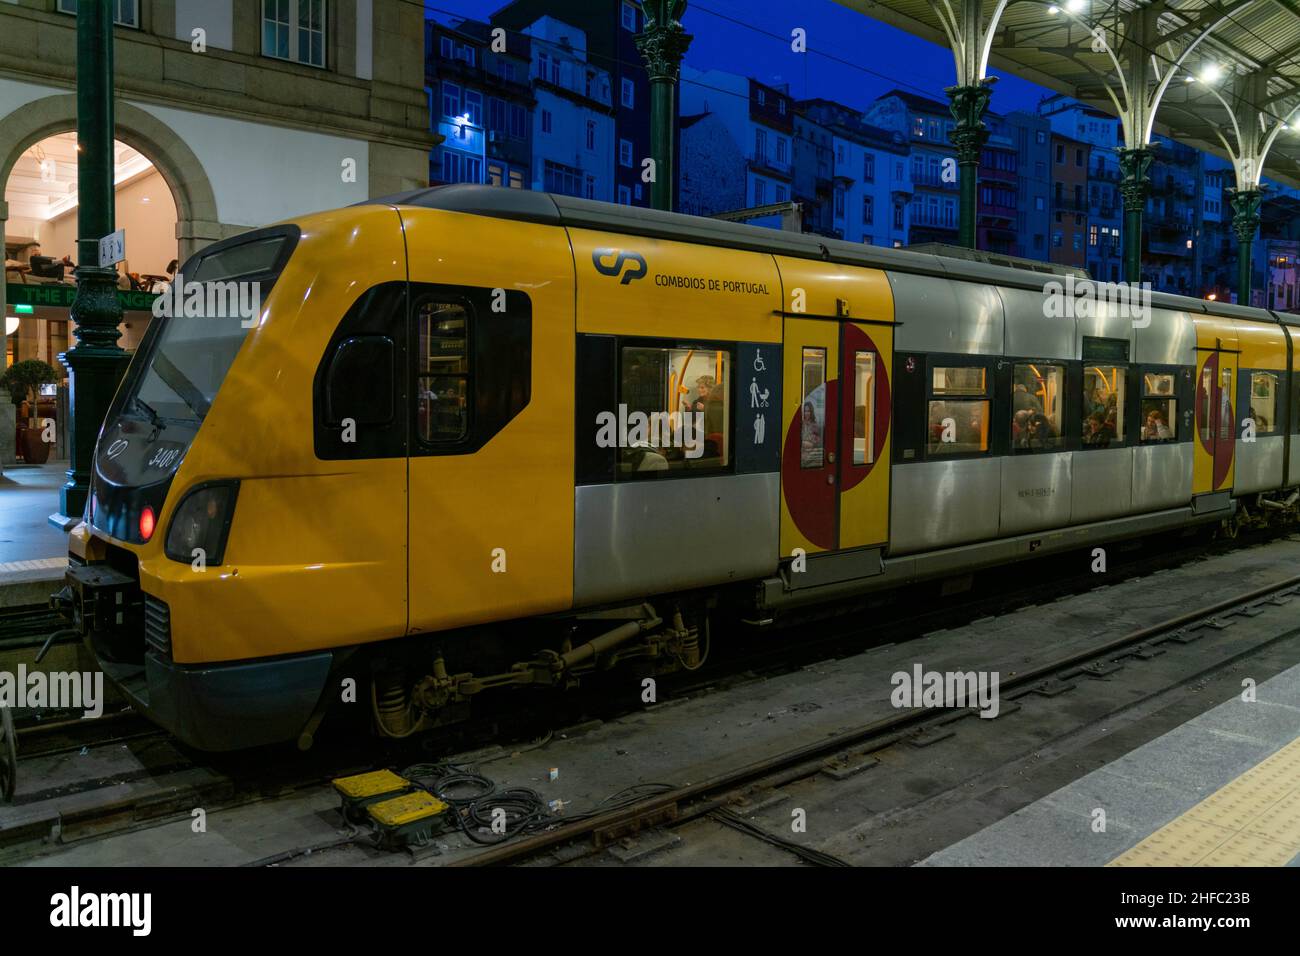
753,349,767,372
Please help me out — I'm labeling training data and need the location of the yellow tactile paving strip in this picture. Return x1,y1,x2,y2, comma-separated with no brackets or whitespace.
1108,736,1300,867
0,558,65,575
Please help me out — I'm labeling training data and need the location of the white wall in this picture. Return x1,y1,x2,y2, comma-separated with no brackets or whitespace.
40,168,178,276
135,101,370,225
175,0,233,52
2,80,370,228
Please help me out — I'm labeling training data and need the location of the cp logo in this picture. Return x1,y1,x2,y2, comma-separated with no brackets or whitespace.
592,248,647,285
105,438,129,460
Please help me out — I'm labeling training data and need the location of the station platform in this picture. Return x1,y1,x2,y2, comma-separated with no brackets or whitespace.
0,461,71,607
921,660,1300,867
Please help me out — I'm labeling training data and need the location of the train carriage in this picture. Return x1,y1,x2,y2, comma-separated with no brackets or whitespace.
54,185,1300,750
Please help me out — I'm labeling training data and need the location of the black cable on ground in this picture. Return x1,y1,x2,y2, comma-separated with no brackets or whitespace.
458,787,551,845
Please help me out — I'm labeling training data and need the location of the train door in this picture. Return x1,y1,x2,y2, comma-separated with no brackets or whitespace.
779,317,892,557
399,210,577,635
781,317,839,555
1194,338,1238,497
836,321,892,550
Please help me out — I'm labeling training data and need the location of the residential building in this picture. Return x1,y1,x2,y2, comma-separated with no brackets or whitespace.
679,111,746,217
1038,96,1123,282
494,0,653,206
798,98,910,247
1143,135,1200,294
426,16,534,189
522,17,615,201
1049,132,1089,268
977,119,1018,255
680,68,794,211
1199,157,1234,300
1000,111,1050,260
791,111,836,236
864,89,958,245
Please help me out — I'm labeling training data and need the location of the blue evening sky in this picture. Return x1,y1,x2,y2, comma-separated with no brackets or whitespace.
424,0,1056,116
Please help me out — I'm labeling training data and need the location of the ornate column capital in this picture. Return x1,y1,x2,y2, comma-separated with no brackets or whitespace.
1230,188,1263,244
636,0,693,82
945,83,993,163
1117,146,1155,210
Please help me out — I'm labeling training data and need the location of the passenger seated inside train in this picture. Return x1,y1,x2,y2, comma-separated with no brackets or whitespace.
926,400,988,455
1142,408,1172,440
622,442,669,473
1083,412,1115,447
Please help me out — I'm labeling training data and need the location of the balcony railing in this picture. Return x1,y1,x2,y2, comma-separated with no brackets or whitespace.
912,170,958,190
749,154,792,177
1053,196,1088,212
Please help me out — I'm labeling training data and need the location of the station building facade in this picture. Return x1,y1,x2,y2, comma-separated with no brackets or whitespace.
1,0,433,388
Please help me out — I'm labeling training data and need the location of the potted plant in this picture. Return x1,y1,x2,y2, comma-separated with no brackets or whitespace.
1,359,59,465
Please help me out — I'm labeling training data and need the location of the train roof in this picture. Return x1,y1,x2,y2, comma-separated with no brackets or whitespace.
365,184,1296,328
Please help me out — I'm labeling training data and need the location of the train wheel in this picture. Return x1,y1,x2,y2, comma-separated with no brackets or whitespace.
0,706,16,803
1221,515,1240,540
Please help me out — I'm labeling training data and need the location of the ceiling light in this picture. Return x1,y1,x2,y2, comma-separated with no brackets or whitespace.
1066,0,1085,12
1201,63,1222,84
5,316,18,336
1047,4,1059,13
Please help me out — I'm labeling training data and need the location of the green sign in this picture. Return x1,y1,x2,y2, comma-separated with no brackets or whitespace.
6,282,160,313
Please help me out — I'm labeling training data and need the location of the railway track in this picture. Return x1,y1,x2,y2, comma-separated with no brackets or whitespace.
441,572,1300,867
2,528,1295,864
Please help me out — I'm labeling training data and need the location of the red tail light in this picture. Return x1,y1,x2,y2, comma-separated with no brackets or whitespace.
139,506,156,541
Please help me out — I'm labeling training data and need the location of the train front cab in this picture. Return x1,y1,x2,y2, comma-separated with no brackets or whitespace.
63,208,413,751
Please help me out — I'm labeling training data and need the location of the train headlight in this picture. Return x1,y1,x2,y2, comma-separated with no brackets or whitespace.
164,482,239,566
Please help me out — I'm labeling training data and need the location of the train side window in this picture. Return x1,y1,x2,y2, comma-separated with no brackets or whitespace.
1141,372,1177,442
1081,364,1125,447
416,299,470,443
800,348,826,468
927,365,989,456
1248,372,1279,434
1219,366,1234,441
852,352,875,465
1010,363,1064,452
615,345,732,476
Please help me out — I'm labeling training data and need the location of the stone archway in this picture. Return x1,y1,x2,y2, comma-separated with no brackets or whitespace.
0,93,224,288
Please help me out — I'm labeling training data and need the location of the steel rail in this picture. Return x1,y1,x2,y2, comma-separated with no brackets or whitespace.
449,571,1300,866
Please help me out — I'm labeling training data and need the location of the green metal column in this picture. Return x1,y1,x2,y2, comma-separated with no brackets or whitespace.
1117,146,1153,286
1230,188,1262,307
946,82,993,249
636,1,692,212
57,3,130,524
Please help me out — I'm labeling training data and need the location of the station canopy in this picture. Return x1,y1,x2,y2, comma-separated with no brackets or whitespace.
836,0,1300,187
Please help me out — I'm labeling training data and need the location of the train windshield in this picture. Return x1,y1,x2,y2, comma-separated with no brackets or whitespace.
122,233,292,426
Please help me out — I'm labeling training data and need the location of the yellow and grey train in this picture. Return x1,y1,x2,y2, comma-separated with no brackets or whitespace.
54,185,1300,750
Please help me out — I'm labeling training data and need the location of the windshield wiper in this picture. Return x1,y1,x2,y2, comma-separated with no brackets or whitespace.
131,396,166,434
151,351,211,420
